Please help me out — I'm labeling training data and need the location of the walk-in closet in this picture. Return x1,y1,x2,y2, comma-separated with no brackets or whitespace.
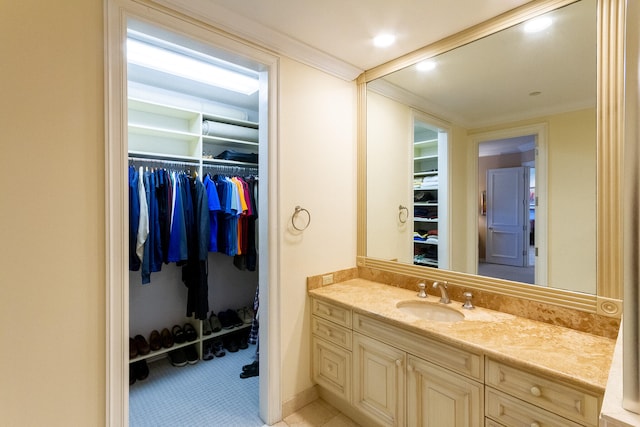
125,19,264,426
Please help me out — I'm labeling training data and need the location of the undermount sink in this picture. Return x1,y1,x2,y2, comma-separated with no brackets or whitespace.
396,300,465,322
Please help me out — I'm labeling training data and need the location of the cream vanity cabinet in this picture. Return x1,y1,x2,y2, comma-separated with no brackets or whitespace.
311,297,484,427
485,358,602,427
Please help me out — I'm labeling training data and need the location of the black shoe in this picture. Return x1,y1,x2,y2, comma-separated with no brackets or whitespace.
218,311,234,329
212,340,226,357
240,363,258,379
224,337,239,353
183,323,197,342
169,348,188,367
129,364,136,385
227,309,244,328
242,361,258,372
238,335,248,350
184,345,199,364
132,360,149,381
172,325,186,344
202,342,214,361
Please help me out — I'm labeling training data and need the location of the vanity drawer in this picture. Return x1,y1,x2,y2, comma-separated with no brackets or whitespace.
312,298,352,328
312,336,351,402
486,388,582,427
353,312,482,381
312,316,352,350
486,359,600,426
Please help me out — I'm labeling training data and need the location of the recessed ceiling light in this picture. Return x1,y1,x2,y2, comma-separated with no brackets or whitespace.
416,60,437,72
373,34,396,48
524,16,552,33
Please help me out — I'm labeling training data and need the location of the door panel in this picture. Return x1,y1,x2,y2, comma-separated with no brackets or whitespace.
486,167,527,266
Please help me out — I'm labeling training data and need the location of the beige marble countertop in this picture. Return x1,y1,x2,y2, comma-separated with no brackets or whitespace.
309,278,616,393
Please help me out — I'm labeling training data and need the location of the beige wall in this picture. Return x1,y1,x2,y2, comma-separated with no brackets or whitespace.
0,0,106,425
278,57,357,402
0,2,357,426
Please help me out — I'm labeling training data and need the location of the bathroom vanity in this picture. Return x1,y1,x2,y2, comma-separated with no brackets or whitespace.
309,279,615,427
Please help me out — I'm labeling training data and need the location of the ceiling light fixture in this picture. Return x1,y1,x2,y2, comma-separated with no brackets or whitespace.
416,60,437,72
126,38,259,95
373,34,396,48
524,16,552,33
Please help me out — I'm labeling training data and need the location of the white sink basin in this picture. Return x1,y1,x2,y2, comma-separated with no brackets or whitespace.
396,301,465,322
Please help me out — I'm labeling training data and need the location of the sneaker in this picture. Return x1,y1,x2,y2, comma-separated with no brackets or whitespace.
202,319,212,336
218,311,234,329
168,348,188,367
243,306,255,323
224,337,239,353
226,309,243,328
184,345,199,364
202,342,214,361
212,340,226,357
238,335,248,350
209,312,222,332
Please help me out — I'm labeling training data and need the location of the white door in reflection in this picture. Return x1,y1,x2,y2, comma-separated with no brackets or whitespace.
485,166,529,267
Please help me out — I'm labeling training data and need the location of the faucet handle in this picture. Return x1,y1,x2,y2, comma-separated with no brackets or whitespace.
462,291,475,310
417,282,428,298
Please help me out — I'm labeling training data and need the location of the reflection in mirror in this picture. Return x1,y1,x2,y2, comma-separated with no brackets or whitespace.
366,0,597,294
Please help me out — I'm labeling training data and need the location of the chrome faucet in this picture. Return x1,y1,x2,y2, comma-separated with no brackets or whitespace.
417,282,428,298
432,281,450,304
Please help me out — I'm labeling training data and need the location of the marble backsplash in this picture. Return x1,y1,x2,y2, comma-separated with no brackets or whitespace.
307,266,620,339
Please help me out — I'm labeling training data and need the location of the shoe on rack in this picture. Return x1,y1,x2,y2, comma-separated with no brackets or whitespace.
224,337,239,353
129,337,138,359
129,364,136,385
134,334,150,356
240,362,259,379
168,348,188,367
209,312,222,332
132,360,149,381
172,325,186,344
202,342,214,361
238,335,248,350
184,345,199,364
183,323,197,342
149,330,161,351
161,328,174,348
202,318,212,336
226,309,244,328
217,311,233,329
212,340,226,358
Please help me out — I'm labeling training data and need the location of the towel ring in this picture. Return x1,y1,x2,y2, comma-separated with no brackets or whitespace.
399,205,409,224
292,206,311,231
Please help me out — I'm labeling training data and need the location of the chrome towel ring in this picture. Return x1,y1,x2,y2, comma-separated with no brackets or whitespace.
399,205,409,224
292,206,311,231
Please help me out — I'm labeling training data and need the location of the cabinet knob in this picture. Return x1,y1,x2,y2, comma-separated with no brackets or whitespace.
395,359,402,367
530,422,540,427
407,364,414,372
530,386,542,397
325,330,331,337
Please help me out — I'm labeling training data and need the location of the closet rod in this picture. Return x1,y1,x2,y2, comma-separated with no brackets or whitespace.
128,157,199,168
202,163,258,175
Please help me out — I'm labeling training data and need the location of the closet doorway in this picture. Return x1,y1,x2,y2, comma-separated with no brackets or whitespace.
105,1,281,425
474,124,547,286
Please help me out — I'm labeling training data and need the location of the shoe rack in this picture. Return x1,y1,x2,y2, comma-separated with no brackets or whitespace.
129,320,251,364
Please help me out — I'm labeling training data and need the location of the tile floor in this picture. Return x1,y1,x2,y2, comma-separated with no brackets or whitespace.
272,399,361,427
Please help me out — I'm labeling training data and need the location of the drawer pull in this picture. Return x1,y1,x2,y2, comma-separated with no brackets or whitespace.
530,422,540,427
530,386,542,397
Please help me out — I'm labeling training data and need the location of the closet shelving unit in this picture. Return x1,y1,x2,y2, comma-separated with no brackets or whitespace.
413,137,439,268
128,95,259,362
128,97,259,172
129,323,252,364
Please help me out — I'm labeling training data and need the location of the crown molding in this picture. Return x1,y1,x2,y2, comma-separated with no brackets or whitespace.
146,0,363,82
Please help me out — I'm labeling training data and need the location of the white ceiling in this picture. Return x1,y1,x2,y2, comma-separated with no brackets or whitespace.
173,0,534,78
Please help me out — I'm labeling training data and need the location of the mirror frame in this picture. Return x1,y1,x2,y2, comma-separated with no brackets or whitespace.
356,0,624,318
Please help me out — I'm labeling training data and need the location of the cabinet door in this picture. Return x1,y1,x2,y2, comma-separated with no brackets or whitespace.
353,333,405,427
312,336,351,402
407,355,483,427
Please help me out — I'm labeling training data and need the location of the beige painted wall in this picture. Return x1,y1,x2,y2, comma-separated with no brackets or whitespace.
366,91,413,263
0,2,357,426
278,57,357,402
0,0,106,425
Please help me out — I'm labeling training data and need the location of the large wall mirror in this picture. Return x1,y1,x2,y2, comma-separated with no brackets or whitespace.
357,0,624,317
